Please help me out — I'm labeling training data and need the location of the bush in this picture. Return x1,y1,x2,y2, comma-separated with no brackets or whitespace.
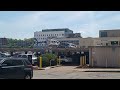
38,53,58,67
42,56,49,67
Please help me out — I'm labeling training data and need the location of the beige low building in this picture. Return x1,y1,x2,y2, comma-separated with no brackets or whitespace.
89,46,120,68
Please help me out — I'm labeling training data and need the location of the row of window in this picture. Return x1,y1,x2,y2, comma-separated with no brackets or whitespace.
37,38,47,40
35,34,64,37
50,41,59,43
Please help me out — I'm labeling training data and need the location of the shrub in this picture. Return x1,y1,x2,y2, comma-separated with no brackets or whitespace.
38,53,58,67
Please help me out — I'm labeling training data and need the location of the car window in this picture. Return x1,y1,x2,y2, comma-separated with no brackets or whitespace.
2,60,12,66
11,60,23,66
0,59,4,64
22,55,27,58
18,55,22,58
24,60,31,65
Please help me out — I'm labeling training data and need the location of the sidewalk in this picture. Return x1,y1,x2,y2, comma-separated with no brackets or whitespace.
75,68,120,72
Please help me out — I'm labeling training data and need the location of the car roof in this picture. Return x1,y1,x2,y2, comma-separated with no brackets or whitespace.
3,57,28,61
18,54,33,56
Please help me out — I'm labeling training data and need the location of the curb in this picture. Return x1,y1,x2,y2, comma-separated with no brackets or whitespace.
33,65,62,70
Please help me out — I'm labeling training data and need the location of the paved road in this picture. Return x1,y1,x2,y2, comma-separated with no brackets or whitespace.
33,66,120,79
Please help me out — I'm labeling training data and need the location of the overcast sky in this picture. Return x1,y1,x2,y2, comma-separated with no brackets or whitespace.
0,11,120,39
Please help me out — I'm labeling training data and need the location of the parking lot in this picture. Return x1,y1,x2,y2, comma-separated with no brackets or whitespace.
33,66,120,79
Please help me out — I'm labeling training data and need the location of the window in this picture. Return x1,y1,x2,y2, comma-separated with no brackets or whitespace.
111,41,118,45
2,60,12,66
24,60,31,65
12,60,23,66
18,55,22,58
106,43,108,46
22,55,27,58
100,32,107,37
62,34,64,36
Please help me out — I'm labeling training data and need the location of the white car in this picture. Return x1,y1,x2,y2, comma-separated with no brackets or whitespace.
17,54,37,65
60,58,72,63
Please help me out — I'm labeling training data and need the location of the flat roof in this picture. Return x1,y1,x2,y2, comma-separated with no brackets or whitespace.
42,28,73,32
100,29,120,31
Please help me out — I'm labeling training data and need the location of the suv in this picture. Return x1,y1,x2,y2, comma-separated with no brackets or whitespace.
0,58,33,79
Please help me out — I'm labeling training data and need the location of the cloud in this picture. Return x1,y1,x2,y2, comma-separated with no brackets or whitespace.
1,11,120,39
0,11,50,39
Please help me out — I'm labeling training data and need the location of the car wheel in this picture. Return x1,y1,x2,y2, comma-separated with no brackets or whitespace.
24,75,31,79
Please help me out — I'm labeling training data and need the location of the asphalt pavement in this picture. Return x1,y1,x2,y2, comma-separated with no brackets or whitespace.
33,66,120,79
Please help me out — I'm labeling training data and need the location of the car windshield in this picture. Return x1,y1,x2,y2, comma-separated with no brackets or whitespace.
0,59,4,64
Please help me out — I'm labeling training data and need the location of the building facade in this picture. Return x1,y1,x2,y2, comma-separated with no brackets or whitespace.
89,46,120,68
0,38,8,47
79,37,120,48
99,29,120,37
34,28,74,47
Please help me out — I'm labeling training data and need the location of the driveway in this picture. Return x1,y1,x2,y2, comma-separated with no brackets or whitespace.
33,66,120,79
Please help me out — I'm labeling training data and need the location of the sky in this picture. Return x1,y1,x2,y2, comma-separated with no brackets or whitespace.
0,11,120,39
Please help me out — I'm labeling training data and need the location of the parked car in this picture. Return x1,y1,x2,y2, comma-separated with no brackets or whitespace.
0,58,33,79
60,58,72,63
17,54,37,65
0,53,7,58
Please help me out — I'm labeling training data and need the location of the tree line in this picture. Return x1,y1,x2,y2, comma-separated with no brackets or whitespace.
6,38,34,48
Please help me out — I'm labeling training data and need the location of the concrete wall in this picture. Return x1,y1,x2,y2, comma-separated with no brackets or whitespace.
89,46,120,68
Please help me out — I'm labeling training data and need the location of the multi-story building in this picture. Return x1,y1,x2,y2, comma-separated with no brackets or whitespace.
0,38,8,47
99,29,120,37
34,28,74,47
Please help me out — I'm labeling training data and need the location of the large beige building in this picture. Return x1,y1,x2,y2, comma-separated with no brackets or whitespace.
53,36,120,48
99,29,120,37
79,38,102,48
79,37,120,48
